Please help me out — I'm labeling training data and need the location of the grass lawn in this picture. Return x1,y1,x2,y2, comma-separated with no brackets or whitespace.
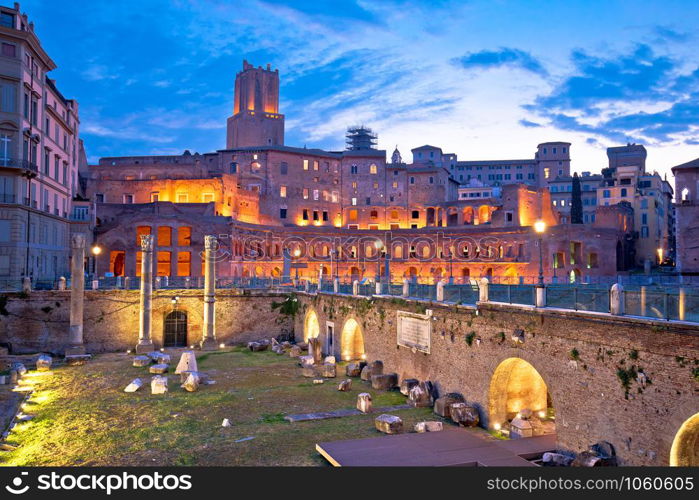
0,347,441,466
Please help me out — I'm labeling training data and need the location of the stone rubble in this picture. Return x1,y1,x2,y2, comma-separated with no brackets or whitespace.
338,379,352,391
124,378,143,393
434,393,465,418
450,402,480,427
151,375,168,394
175,351,198,374
374,414,403,434
357,393,372,413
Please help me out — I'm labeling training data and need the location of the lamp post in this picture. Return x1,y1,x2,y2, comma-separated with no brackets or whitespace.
90,244,102,278
534,220,546,286
293,248,301,281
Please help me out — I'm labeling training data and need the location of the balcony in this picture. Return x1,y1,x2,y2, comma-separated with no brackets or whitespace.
0,158,39,175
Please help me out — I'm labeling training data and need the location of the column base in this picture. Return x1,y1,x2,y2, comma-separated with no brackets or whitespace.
199,337,219,351
64,345,86,356
135,341,155,354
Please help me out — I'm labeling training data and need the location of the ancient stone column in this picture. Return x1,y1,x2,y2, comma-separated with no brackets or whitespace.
136,235,155,353
535,284,546,308
333,277,339,294
610,283,624,316
352,280,359,296
478,277,489,302
66,234,87,355
200,235,218,350
436,280,445,301
402,278,409,297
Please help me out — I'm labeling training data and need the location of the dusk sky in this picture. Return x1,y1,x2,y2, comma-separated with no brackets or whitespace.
21,0,699,180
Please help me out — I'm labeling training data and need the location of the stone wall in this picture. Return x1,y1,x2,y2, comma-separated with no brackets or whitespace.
295,292,699,466
0,289,293,354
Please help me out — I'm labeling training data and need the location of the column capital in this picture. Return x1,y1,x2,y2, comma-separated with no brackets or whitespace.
140,234,155,252
71,233,86,250
204,235,218,250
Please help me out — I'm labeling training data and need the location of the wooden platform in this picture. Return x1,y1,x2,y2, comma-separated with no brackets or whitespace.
317,427,556,466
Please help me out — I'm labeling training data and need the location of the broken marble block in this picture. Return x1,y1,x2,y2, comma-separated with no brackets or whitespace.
179,371,208,384
399,378,419,396
124,378,143,393
149,363,169,374
324,356,336,365
320,363,336,378
247,341,268,352
272,345,285,355
542,452,574,467
371,373,398,391
151,375,168,394
434,393,465,418
414,421,443,433
345,362,363,377
338,379,352,391
221,418,231,427
301,365,319,378
408,381,435,408
374,414,403,434
181,372,200,392
450,403,480,427
360,360,383,381
510,417,533,439
298,355,314,367
288,345,302,358
313,379,324,385
132,355,151,367
36,354,52,371
11,362,27,376
357,393,372,413
175,351,198,374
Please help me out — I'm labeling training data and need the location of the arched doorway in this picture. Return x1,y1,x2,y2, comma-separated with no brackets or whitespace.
488,357,555,436
340,318,364,361
569,268,580,283
304,309,320,343
463,206,474,225
670,413,699,466
164,310,187,347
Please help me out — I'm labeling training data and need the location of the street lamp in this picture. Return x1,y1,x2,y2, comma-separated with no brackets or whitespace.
90,245,102,277
534,220,546,286
293,248,301,281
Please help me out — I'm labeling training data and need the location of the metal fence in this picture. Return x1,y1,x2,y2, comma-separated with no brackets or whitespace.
545,285,610,313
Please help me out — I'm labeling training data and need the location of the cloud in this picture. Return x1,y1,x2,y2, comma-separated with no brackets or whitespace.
453,47,547,76
653,26,689,43
519,119,542,128
525,43,699,146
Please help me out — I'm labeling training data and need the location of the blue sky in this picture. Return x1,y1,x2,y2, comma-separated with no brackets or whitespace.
21,0,699,178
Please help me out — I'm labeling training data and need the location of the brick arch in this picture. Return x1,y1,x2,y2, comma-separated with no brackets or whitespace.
667,399,699,466
151,300,205,348
488,357,551,430
340,317,364,361
303,308,320,342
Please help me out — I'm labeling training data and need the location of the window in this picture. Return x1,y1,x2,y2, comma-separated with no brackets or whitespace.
303,159,309,170
177,227,191,246
123,194,134,204
177,252,191,276
349,209,358,221
302,188,309,199
313,210,319,221
151,192,159,202
136,226,151,245
201,192,215,203
176,192,188,203
603,190,610,198
279,208,287,219
0,12,14,28
641,226,649,238
365,197,371,205
331,191,339,203
350,164,358,174
544,167,550,179
279,185,287,197
230,162,237,174
370,210,378,219
156,251,171,276
313,189,319,201
302,209,309,220
411,210,419,219
313,160,319,171
370,163,377,174
429,176,434,184
392,181,398,188
620,188,627,197
410,177,415,184
322,211,328,221
157,227,172,246
351,197,357,206
1,42,15,58
0,81,15,112
280,162,287,175
95,193,104,203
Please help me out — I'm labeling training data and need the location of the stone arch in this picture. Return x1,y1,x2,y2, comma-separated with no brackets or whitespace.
670,412,699,466
488,357,552,431
463,206,474,225
303,309,320,342
340,317,365,361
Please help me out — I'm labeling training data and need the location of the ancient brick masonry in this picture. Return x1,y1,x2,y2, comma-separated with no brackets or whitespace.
294,292,699,466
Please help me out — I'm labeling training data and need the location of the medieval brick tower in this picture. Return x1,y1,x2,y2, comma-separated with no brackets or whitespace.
226,61,285,149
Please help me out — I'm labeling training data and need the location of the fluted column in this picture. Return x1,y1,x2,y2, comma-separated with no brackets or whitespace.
200,235,218,350
66,234,86,355
136,234,155,353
